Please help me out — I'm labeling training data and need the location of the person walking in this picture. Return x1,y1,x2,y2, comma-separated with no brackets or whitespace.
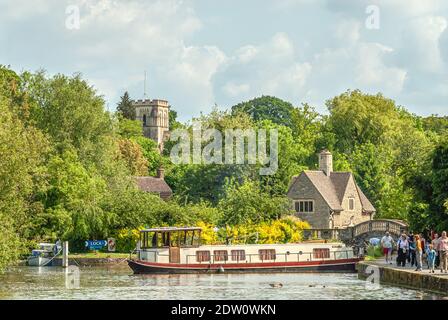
397,234,409,267
420,234,427,268
432,233,440,269
437,231,448,273
415,234,423,271
427,244,437,273
381,231,394,265
408,233,416,267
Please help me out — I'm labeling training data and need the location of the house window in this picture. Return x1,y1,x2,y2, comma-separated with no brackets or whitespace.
143,114,147,126
259,249,276,261
196,251,210,262
213,250,228,262
313,248,330,259
349,198,355,211
231,250,246,262
295,200,314,213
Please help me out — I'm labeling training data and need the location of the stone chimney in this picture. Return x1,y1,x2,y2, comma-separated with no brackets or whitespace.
156,167,165,179
319,149,333,176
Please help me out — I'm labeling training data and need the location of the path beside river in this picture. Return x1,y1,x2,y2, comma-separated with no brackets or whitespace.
357,259,448,295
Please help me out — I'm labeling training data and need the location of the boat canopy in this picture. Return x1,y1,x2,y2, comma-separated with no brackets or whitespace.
140,227,202,248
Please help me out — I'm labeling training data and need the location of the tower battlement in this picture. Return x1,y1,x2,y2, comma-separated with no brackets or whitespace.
132,98,170,151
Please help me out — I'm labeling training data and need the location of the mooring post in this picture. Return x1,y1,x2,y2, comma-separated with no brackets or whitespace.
62,241,69,268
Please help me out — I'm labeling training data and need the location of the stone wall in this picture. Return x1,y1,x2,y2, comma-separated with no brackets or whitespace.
333,175,370,228
357,261,448,295
288,173,331,229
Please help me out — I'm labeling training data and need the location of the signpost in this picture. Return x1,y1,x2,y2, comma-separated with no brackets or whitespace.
107,238,116,252
85,240,107,251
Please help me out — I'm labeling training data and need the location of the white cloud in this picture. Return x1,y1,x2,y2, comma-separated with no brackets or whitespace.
1,0,448,118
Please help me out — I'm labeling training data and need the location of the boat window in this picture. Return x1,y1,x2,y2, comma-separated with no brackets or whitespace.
196,251,210,262
213,250,228,262
259,249,276,261
231,250,246,262
313,248,330,259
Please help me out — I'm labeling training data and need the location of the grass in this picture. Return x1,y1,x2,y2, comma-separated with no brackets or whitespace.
68,252,129,259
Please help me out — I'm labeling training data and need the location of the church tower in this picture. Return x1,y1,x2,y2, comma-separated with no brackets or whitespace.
133,99,170,151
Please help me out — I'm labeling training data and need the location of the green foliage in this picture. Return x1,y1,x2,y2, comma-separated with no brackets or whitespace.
116,91,135,120
366,245,383,259
117,118,143,139
1,63,448,269
117,139,148,176
132,136,162,176
231,95,296,129
218,180,291,226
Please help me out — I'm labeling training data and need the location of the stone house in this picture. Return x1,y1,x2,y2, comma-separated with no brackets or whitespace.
287,150,376,229
135,168,173,200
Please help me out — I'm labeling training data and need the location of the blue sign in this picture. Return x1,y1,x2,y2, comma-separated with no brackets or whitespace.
85,240,107,250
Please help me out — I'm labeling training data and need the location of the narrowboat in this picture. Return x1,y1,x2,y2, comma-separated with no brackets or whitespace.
127,227,362,274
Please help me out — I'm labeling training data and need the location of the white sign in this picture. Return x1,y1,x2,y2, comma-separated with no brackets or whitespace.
107,238,116,252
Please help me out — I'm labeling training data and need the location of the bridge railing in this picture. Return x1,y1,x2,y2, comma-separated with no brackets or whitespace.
303,220,408,243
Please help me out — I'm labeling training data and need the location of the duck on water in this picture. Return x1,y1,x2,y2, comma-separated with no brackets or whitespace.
127,227,362,274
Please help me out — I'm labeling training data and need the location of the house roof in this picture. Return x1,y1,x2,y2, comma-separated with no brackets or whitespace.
288,171,376,213
135,177,173,198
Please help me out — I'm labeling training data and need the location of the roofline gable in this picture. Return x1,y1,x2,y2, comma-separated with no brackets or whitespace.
289,171,341,211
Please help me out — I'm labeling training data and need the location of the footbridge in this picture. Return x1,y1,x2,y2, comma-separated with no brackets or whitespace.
302,219,409,248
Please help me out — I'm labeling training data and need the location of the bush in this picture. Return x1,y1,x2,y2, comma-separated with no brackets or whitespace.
366,245,383,258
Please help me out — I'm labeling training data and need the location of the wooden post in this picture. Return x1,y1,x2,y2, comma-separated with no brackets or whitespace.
62,241,69,268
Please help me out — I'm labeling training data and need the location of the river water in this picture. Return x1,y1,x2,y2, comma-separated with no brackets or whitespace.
0,265,444,300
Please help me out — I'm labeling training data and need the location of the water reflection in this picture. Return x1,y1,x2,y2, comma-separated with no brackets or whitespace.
0,266,444,300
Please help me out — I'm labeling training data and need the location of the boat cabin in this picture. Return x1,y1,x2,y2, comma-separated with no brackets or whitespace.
139,227,202,263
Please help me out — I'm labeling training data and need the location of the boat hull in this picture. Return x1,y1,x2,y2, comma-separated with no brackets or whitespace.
27,256,53,267
128,258,360,274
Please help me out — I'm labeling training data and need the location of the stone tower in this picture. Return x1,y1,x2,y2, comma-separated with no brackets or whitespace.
319,149,333,176
133,99,170,151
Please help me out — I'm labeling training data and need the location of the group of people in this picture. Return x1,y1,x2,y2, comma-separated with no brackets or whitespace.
380,231,448,273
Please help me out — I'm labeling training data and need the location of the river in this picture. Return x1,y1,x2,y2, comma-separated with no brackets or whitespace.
0,265,444,300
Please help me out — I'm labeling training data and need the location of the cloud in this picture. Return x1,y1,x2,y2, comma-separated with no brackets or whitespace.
0,0,447,118
214,33,312,106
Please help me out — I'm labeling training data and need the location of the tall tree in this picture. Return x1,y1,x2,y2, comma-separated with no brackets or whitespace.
117,91,135,120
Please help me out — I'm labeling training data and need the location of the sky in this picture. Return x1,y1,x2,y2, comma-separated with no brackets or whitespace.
0,0,447,121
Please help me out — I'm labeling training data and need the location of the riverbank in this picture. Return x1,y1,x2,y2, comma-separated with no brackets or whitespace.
357,260,448,295
18,253,130,267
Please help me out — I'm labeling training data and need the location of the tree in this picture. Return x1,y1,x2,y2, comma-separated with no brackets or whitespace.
0,96,48,269
430,137,448,229
218,180,291,226
231,95,296,129
117,139,149,176
117,117,143,139
132,136,163,176
23,71,113,165
116,91,135,120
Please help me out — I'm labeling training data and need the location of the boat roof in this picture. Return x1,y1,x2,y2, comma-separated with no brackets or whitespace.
141,227,202,233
